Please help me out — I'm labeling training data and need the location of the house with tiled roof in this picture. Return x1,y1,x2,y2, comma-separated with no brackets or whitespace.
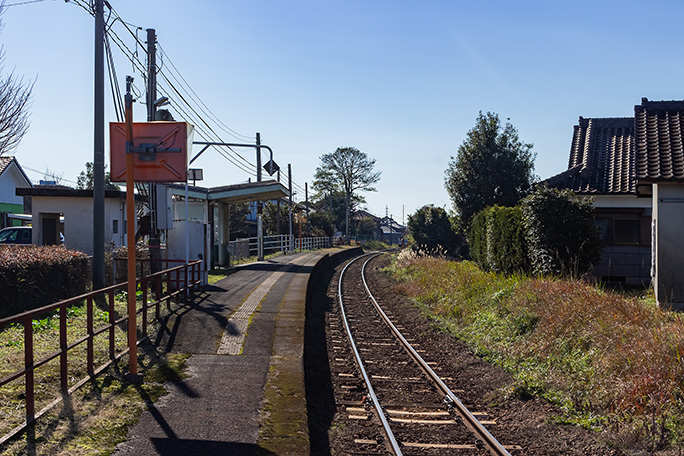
547,98,684,308
633,98,684,309
0,156,32,228
545,115,651,286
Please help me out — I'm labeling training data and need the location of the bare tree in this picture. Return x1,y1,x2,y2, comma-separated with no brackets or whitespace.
0,4,34,156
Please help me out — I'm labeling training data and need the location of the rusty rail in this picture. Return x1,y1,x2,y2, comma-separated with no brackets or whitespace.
0,259,202,445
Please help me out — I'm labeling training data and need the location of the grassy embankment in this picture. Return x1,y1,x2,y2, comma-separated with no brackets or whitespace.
387,250,684,452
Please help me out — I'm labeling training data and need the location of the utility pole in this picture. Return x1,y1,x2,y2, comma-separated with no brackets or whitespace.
256,133,263,260
92,0,105,290
305,182,309,236
276,170,281,236
146,29,161,273
288,163,293,254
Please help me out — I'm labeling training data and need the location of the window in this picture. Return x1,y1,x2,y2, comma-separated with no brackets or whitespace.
613,219,640,245
112,219,119,234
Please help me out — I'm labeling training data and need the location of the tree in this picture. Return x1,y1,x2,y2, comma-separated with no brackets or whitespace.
308,210,334,237
0,6,34,156
356,216,378,236
263,201,290,235
228,202,251,240
314,147,381,237
77,162,120,191
407,205,460,255
445,112,535,228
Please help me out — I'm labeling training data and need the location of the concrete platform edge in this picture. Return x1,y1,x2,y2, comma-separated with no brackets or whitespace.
257,247,363,455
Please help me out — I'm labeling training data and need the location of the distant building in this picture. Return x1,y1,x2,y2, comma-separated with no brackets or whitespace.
0,156,32,228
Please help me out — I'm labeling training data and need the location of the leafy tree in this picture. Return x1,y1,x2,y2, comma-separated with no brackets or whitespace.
77,162,120,191
314,147,381,237
308,210,334,237
445,112,535,228
263,201,290,235
0,7,34,156
356,216,378,236
228,202,251,240
407,205,459,255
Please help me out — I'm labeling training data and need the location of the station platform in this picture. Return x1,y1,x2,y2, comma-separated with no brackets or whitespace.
113,247,360,456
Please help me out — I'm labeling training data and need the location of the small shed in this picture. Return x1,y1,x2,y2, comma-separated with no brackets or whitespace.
16,187,135,254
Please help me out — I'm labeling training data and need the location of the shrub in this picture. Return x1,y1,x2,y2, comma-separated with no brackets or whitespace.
407,205,461,256
468,205,528,274
0,245,90,318
522,186,602,276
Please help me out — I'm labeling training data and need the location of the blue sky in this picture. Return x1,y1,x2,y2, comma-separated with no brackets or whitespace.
3,0,684,223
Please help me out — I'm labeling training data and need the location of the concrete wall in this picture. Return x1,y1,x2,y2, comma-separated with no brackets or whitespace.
652,183,684,309
30,196,128,254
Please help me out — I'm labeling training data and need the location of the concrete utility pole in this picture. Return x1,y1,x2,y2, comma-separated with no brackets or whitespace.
146,29,161,272
305,182,309,235
288,163,293,253
92,0,105,290
256,132,263,260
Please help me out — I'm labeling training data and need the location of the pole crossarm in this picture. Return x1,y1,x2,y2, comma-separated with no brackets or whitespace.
190,141,273,166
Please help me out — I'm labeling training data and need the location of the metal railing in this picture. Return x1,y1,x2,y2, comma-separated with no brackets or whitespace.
0,260,202,445
227,235,333,264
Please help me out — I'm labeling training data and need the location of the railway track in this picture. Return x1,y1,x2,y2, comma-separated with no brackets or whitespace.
330,252,520,455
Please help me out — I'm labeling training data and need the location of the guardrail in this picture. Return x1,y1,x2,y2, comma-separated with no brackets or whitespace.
228,235,333,264
0,259,202,445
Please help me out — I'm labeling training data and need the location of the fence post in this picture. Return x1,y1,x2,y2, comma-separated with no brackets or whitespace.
142,277,148,337
24,315,34,424
108,289,115,359
59,304,68,394
87,296,94,375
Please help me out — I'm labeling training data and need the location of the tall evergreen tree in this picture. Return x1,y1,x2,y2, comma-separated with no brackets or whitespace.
445,112,535,227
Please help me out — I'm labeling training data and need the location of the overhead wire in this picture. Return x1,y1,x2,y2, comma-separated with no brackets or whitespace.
70,1,277,183
104,23,259,175
157,43,254,143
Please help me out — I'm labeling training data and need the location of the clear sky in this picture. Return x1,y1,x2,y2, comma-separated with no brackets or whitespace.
3,0,684,224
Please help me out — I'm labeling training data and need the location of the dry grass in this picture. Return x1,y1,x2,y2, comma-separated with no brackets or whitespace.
388,250,684,452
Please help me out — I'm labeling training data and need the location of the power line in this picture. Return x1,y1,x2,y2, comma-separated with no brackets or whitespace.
4,0,47,6
157,43,253,143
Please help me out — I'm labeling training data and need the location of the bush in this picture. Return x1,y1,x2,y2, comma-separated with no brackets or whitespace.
0,245,90,318
468,206,528,274
522,187,602,276
407,205,461,256
468,187,602,277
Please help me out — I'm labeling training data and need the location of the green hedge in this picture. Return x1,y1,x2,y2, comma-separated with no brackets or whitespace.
469,206,527,274
0,245,90,318
467,187,601,277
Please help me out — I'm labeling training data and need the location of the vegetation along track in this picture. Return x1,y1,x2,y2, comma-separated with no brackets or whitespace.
332,252,520,455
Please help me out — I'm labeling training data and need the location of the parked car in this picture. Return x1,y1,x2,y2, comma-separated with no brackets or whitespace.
0,226,32,244
0,226,64,245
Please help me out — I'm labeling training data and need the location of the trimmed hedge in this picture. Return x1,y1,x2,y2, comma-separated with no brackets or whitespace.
469,206,528,274
467,187,602,277
0,245,90,318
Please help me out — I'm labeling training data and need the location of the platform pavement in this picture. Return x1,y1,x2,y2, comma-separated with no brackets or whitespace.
113,247,360,456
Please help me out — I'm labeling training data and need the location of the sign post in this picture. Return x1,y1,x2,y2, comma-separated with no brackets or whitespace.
124,76,138,379
113,77,192,381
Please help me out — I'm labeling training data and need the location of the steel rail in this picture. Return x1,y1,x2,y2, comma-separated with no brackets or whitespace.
338,252,403,456
360,254,512,456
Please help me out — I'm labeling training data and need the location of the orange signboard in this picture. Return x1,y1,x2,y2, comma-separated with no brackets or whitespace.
110,122,193,183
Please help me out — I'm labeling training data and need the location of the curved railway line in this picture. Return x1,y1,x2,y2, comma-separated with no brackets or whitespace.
331,252,521,455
